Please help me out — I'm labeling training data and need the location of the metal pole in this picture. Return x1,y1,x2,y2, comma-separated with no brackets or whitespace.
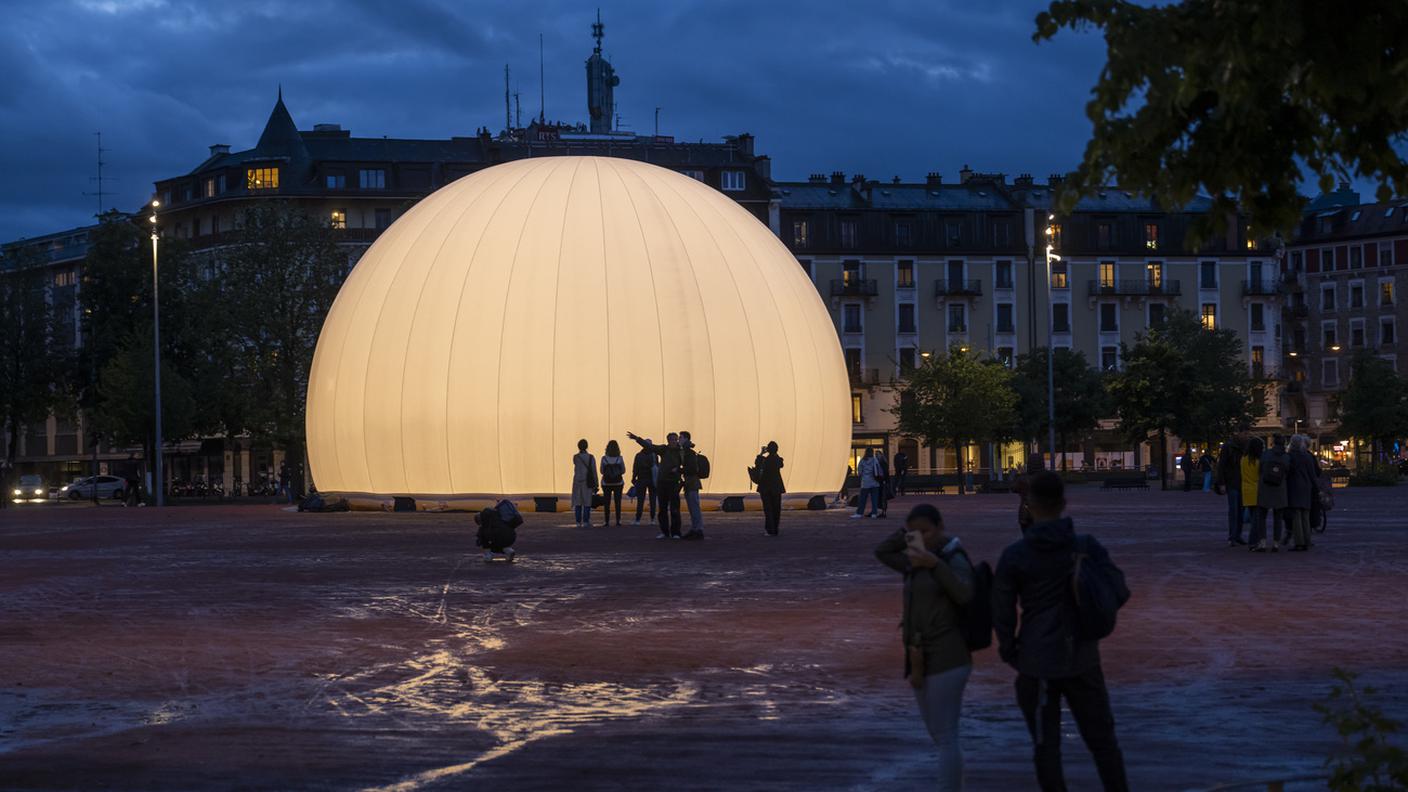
151,228,164,507
1045,217,1057,469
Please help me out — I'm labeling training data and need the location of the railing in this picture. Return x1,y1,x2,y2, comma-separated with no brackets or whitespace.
1086,279,1182,297
934,279,982,297
831,278,879,298
1242,279,1281,296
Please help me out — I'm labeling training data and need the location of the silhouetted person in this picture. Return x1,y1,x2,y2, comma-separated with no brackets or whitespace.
1241,436,1264,549
852,448,881,519
1253,435,1290,552
1012,453,1045,532
628,431,683,539
680,430,705,540
893,449,910,496
600,440,626,527
875,448,891,518
1180,446,1195,492
571,439,597,529
631,443,657,524
1215,438,1245,546
993,471,1130,792
755,441,785,536
1285,434,1316,551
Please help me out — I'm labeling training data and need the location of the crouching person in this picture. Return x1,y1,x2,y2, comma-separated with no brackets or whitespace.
875,503,974,791
475,502,519,563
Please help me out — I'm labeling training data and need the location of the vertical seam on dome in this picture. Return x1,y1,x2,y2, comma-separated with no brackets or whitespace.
648,174,762,495
609,160,669,443
593,159,611,447
550,158,583,496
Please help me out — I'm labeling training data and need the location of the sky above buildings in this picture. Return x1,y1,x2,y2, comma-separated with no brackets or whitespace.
0,0,1114,242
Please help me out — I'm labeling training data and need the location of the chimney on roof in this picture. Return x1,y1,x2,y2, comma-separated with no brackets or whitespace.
1048,173,1066,187
892,175,901,185
1014,173,1033,187
926,172,942,186
959,164,973,184
735,132,754,157
808,173,826,184
830,171,845,185
209,144,230,156
851,173,866,189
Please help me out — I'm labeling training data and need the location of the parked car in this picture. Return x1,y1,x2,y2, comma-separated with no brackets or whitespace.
61,475,127,501
11,474,47,502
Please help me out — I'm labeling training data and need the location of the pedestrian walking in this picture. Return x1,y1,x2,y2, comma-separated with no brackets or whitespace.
680,431,706,540
875,449,891,518
1285,435,1317,551
279,459,291,502
1198,451,1214,492
631,443,657,524
755,441,785,536
894,450,910,496
1252,435,1290,552
993,471,1131,792
1180,447,1195,492
571,439,597,528
875,503,974,791
1215,439,1245,546
851,448,881,519
1240,436,1263,545
628,431,683,539
599,440,626,527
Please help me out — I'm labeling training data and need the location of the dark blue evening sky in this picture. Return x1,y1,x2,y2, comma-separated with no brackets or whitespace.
0,0,1113,242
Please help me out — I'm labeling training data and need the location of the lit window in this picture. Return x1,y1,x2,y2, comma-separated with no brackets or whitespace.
1101,346,1118,371
1051,261,1068,289
327,173,346,189
330,209,346,229
1099,262,1115,289
792,220,809,248
721,171,746,191
897,260,914,289
1382,281,1395,306
359,169,386,189
203,178,216,198
1144,223,1159,250
1201,303,1217,330
1048,223,1063,250
1147,262,1163,289
246,167,279,190
1251,346,1264,378
852,394,863,424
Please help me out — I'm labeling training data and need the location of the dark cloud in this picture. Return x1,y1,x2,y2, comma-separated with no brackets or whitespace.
0,0,1109,241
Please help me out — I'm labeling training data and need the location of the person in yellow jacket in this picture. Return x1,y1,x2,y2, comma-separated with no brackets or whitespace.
1240,436,1264,549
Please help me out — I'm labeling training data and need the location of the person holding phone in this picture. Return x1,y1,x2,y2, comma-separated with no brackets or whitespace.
754,441,785,536
874,504,974,791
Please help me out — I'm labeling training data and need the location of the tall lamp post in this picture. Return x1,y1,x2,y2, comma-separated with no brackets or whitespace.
149,200,164,507
1044,215,1059,468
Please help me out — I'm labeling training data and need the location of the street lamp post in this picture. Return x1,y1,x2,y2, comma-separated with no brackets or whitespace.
149,201,164,507
1044,216,1058,469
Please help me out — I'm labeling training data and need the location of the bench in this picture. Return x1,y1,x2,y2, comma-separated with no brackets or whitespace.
1100,476,1149,491
978,479,1014,494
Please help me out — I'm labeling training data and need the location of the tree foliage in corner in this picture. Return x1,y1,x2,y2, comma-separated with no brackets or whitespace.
892,346,1018,492
1335,350,1408,463
1035,1,1408,243
1107,310,1263,489
1013,347,1108,467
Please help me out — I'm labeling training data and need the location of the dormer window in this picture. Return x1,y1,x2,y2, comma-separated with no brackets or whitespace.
721,170,746,191
247,167,279,190
359,169,386,189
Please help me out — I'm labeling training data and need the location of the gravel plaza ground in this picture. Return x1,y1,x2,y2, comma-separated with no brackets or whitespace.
0,484,1404,791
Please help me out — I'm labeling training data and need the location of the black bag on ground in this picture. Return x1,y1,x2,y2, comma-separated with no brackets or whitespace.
955,551,994,651
1071,535,1129,640
495,499,524,529
475,507,517,552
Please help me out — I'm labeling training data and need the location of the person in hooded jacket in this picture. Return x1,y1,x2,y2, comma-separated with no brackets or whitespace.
1285,435,1317,551
992,471,1130,792
631,444,657,524
755,441,786,536
1253,435,1291,552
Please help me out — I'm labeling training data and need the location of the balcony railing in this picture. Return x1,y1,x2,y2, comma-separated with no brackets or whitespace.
831,278,878,298
1241,279,1281,296
934,279,982,297
1086,279,1182,297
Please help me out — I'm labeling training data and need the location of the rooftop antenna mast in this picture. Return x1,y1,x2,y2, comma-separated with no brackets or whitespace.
504,64,512,131
514,90,522,128
84,131,112,219
538,33,545,125
655,107,660,137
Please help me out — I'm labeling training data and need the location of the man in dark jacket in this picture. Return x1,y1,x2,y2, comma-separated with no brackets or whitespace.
1285,435,1317,551
628,431,683,539
893,450,910,496
992,471,1130,792
875,450,891,518
1180,446,1195,492
631,445,657,524
1215,439,1245,546
755,441,786,536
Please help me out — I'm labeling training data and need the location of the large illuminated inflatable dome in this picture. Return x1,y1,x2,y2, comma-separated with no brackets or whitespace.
306,156,850,505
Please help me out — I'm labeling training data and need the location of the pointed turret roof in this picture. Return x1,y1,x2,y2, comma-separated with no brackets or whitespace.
255,87,309,160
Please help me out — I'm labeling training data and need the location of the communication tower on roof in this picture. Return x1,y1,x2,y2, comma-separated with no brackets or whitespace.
585,10,620,134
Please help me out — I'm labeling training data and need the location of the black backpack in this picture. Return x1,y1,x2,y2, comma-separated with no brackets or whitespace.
1262,456,1286,487
495,498,523,529
1071,535,1129,641
955,550,994,651
695,454,711,479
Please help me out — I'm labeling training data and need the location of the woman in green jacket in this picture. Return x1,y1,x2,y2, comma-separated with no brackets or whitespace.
875,503,974,791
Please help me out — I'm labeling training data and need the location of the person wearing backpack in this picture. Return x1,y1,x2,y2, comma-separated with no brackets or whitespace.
1252,435,1290,552
874,503,975,792
599,440,627,527
628,431,684,539
992,471,1130,792
755,441,786,536
571,439,598,529
679,430,707,540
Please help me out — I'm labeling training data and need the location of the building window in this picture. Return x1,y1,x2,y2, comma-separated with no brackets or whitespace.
1291,250,1303,272
721,171,746,191
1322,359,1339,387
1051,261,1068,289
1144,222,1159,250
1096,221,1113,249
996,303,1014,333
852,393,863,424
1350,246,1363,269
1379,241,1394,267
1351,319,1366,348
898,347,917,373
1246,231,1259,251
992,221,1011,247
359,169,387,189
210,215,219,234
948,303,966,332
898,303,916,334
1251,346,1265,379
842,259,861,285
1322,284,1337,311
53,270,77,287
1099,302,1118,332
995,260,1013,289
1381,280,1395,306
374,208,391,228
1200,261,1217,289
997,346,1015,368
1053,302,1071,333
330,209,346,229
203,178,216,198
1322,321,1338,349
1250,302,1265,332
840,219,858,249
183,184,193,201
327,173,346,189
843,304,862,334
845,348,862,378
945,220,962,247
1382,317,1397,346
1099,262,1115,289
1101,346,1118,372
1147,262,1163,289
897,260,914,289
1048,223,1063,250
792,220,809,248
246,167,279,190
1148,302,1166,329
1323,248,1335,270
1201,303,1217,330
682,170,705,181
1350,282,1364,309
895,220,914,248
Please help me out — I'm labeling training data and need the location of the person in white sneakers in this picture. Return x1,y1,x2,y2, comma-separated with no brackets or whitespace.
852,448,882,519
475,507,517,563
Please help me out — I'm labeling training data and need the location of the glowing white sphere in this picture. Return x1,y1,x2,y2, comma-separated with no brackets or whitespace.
306,157,850,496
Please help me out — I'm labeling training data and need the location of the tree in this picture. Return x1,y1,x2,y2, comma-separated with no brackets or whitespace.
221,204,349,497
1334,350,1408,467
0,250,74,473
892,346,1019,493
1107,310,1263,489
1013,347,1108,469
1035,1,1408,244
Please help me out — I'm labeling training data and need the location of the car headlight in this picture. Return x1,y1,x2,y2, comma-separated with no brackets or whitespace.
60,486,69,492
10,489,19,496
33,488,43,496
